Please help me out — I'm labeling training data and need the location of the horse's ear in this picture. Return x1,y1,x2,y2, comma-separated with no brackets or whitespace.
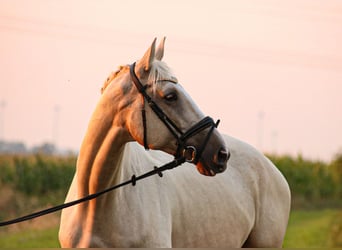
137,38,156,72
155,37,166,61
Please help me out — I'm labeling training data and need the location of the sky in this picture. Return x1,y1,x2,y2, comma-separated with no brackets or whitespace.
0,0,341,161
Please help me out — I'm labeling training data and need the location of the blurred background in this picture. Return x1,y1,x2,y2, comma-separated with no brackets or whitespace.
0,0,341,247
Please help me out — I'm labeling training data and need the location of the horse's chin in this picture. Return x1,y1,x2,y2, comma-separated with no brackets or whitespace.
196,162,216,177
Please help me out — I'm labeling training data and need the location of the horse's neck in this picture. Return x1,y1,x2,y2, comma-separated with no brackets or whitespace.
69,91,136,246
77,127,125,197
76,95,131,201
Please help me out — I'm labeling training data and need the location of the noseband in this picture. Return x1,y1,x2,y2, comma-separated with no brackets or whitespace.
130,62,220,164
0,63,222,228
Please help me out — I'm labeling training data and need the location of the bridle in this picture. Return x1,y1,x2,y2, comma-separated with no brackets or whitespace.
0,62,223,227
130,62,220,164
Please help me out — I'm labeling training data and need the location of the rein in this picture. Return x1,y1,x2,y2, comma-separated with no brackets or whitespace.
130,62,219,163
0,156,186,227
0,62,220,227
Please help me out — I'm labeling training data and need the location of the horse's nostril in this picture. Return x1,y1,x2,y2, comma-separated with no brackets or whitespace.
226,150,231,161
217,148,229,164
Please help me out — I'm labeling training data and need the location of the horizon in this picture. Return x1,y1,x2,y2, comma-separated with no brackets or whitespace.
1,0,341,162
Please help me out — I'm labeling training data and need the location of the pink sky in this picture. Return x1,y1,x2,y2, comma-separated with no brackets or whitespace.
0,0,341,161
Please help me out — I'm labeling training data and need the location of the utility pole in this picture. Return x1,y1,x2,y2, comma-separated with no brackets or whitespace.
0,100,6,141
257,110,264,151
52,105,60,148
271,130,278,155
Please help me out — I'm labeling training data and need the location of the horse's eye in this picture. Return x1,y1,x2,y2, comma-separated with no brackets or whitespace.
164,92,178,102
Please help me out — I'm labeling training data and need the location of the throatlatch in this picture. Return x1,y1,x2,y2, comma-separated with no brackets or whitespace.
130,62,220,163
0,62,222,227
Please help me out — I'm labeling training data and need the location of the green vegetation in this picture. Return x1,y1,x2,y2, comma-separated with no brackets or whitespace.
0,227,60,248
0,210,340,248
268,153,342,208
0,152,341,247
283,209,340,247
0,154,75,214
0,154,75,196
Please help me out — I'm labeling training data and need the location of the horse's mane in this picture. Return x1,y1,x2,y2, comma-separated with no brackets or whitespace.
101,65,127,94
101,61,177,94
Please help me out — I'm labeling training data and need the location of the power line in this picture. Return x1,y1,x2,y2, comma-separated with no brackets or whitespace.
1,13,340,72
0,14,151,49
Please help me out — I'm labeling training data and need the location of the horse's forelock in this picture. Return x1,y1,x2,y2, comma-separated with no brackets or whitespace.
101,62,176,95
148,61,177,93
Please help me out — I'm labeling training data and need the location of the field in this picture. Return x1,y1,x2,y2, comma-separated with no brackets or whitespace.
284,209,341,247
0,209,340,247
0,227,59,248
0,153,341,247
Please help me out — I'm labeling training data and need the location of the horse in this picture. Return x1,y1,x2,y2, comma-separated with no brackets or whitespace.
59,38,291,247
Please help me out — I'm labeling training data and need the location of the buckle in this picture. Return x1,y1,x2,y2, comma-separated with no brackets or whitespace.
183,146,197,163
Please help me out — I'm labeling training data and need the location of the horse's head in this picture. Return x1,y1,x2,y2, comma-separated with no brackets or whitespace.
102,38,229,176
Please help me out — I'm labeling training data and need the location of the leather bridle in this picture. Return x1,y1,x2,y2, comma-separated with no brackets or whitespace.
130,62,220,164
0,62,223,227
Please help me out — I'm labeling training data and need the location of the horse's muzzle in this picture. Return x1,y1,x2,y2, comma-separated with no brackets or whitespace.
196,146,230,176
213,147,230,172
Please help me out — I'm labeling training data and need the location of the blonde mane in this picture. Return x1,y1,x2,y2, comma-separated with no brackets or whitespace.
60,37,291,248
101,65,128,94
148,61,178,84
101,61,178,95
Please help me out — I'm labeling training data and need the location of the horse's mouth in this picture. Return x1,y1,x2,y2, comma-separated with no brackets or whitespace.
196,162,217,176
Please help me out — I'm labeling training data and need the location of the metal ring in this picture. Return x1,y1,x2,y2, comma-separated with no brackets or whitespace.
183,146,197,163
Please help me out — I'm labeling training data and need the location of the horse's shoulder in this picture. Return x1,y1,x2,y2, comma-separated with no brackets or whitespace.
222,134,289,192
224,134,275,169
123,142,174,173
224,133,290,210
223,134,269,171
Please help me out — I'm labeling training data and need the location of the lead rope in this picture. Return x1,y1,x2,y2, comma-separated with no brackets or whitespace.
0,156,186,227
0,63,220,227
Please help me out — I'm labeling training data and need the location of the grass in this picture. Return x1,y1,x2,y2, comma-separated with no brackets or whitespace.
0,209,340,247
0,227,60,248
283,209,339,248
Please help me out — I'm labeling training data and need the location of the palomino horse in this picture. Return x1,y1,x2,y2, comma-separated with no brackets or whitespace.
59,38,290,247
